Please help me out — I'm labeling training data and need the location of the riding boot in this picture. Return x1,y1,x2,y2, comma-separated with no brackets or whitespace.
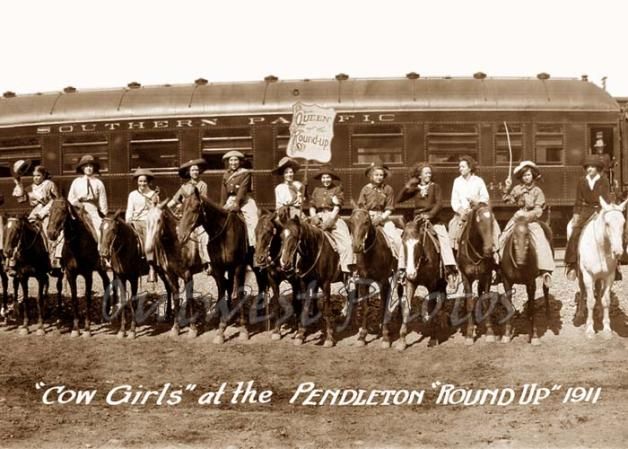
541,270,552,288
204,263,213,276
565,264,577,282
615,266,623,281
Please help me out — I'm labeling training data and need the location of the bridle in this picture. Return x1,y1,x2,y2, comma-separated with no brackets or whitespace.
282,224,325,279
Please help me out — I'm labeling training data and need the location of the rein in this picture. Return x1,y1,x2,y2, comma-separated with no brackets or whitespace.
296,227,325,279
198,200,233,244
461,209,492,266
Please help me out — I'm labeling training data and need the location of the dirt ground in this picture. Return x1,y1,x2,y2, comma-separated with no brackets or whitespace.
1,260,628,449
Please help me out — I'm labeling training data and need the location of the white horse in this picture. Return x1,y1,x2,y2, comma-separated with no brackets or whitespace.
567,197,627,339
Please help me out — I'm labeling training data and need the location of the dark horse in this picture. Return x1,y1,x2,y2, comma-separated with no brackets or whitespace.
144,201,203,337
399,218,448,350
0,217,14,324
47,197,112,337
277,211,341,347
178,190,264,344
349,208,401,348
100,211,174,339
455,204,498,345
500,217,551,345
3,217,51,335
254,210,303,341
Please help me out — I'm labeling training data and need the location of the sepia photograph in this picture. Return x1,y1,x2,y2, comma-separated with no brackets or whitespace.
1,1,628,448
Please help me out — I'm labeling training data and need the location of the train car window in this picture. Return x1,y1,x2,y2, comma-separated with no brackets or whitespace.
426,124,478,164
0,137,42,178
535,124,564,165
352,125,403,165
130,131,179,172
495,124,523,165
62,135,109,174
202,128,253,170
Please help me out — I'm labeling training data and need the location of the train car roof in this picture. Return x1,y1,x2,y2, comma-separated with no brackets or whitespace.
0,77,620,127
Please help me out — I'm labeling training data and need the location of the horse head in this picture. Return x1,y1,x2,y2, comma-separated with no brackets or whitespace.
100,210,124,260
472,203,495,258
511,216,531,266
402,220,423,281
278,215,302,273
254,211,278,268
600,196,628,258
47,197,70,241
3,216,24,270
350,208,372,253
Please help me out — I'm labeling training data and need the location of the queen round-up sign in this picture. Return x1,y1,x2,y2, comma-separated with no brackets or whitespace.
287,102,336,163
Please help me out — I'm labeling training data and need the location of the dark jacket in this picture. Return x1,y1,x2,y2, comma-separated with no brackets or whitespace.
573,175,610,216
396,178,443,222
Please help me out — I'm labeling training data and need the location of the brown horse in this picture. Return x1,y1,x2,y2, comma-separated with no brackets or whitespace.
47,197,112,337
178,190,265,344
277,211,341,347
349,208,401,348
3,217,50,335
0,250,12,325
144,201,203,337
455,204,497,345
399,218,448,350
500,217,551,345
100,211,175,338
254,210,304,341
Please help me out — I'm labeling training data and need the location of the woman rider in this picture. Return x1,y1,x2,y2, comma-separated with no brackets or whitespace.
273,157,305,218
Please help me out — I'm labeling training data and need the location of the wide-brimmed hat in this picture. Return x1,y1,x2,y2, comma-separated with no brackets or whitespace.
582,155,605,170
178,158,208,179
364,162,390,178
222,150,246,160
513,160,541,179
313,164,340,181
76,155,100,173
272,157,300,176
132,168,155,181
12,159,32,177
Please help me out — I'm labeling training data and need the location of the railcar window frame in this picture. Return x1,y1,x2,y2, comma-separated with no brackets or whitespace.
494,123,524,166
0,136,42,178
425,123,479,165
534,123,565,166
350,124,405,167
129,131,180,173
202,127,254,171
61,134,109,174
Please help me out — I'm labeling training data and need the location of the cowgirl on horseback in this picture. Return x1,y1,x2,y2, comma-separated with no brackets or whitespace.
274,157,305,218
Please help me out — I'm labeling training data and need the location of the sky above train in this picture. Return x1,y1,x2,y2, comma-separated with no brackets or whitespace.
2,0,627,97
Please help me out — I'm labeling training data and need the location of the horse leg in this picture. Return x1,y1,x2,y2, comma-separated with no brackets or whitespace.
83,274,93,337
186,274,199,338
582,272,596,338
356,281,369,347
35,275,46,336
18,278,29,335
69,273,80,337
321,282,334,348
235,268,249,341
0,269,8,324
379,280,392,349
397,280,413,351
117,278,127,339
169,274,181,338
55,272,63,332
600,278,613,340
527,281,540,345
293,280,307,346
268,277,282,340
463,277,475,345
213,273,226,344
501,279,514,343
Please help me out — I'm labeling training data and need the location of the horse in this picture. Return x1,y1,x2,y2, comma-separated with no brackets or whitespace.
254,210,304,341
399,218,448,350
349,208,401,348
144,201,203,337
277,211,341,347
100,211,174,338
178,190,265,344
47,196,112,337
500,217,551,345
455,203,498,345
2,216,50,335
570,197,627,339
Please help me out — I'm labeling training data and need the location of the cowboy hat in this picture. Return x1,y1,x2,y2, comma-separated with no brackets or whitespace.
582,155,605,170
593,138,606,149
76,155,100,173
132,168,155,181
272,156,300,176
512,160,540,179
222,150,246,160
313,164,340,181
12,159,32,177
178,158,208,179
364,162,390,178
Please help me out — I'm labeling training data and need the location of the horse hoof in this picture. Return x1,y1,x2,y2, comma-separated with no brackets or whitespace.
380,340,391,349
35,328,45,336
355,339,366,348
213,334,224,345
271,332,281,341
530,337,541,346
485,335,496,343
82,330,92,338
128,331,137,340
501,336,511,344
428,338,438,348
601,330,613,340
238,331,250,341
323,340,335,348
188,328,198,339
396,341,407,351
117,331,125,339
464,337,474,346
70,330,80,338
294,337,304,346
18,326,29,336
585,329,595,339
169,328,179,338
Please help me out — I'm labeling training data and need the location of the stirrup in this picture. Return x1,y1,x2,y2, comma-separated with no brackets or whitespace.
396,269,406,285
204,263,213,276
542,272,552,288
565,267,577,282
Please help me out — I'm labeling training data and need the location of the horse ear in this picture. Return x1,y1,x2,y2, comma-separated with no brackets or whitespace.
599,196,610,210
114,210,125,221
618,199,628,212
158,198,169,209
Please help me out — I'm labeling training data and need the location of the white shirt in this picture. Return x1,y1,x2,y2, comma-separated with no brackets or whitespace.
451,174,490,214
586,174,600,190
68,175,108,215
125,189,158,222
275,181,303,210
